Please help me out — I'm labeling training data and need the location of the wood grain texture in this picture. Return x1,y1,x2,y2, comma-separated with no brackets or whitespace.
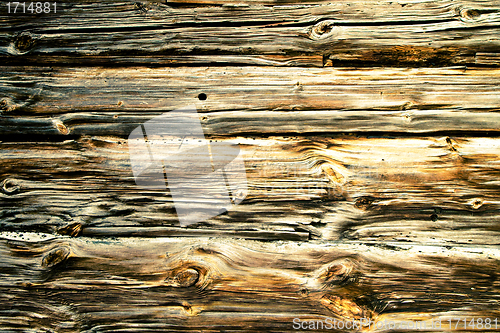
1,0,500,331
0,1,499,66
1,67,500,136
1,135,500,245
0,234,498,332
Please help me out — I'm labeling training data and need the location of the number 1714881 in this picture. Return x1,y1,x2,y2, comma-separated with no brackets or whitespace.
7,2,57,14
448,318,498,330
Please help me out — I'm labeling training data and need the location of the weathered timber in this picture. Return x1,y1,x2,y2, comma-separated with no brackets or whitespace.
1,1,498,29
1,0,500,330
0,1,499,66
0,234,498,332
1,135,500,245
1,67,500,137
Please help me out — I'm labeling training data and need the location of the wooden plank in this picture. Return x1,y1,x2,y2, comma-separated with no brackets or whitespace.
1,135,500,244
4,109,500,137
1,0,497,28
0,234,498,332
0,1,499,66
1,67,500,136
0,0,499,331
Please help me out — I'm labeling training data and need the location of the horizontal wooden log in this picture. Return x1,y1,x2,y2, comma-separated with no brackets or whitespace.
1,1,499,331
0,234,498,332
2,1,498,28
1,135,500,244
0,1,499,66
1,67,500,137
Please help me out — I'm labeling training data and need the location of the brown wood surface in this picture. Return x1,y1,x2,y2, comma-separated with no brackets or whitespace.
1,67,500,135
1,134,500,245
0,1,499,66
0,0,499,332
0,235,499,332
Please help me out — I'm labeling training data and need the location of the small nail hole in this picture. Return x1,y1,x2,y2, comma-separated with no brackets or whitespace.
198,93,207,101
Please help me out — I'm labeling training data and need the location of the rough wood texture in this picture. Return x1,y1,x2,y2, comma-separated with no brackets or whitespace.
1,135,500,245
0,1,499,66
1,0,499,332
0,234,499,332
1,67,500,136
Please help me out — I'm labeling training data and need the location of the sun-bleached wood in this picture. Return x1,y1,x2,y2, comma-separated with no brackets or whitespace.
1,134,500,244
1,0,500,331
1,67,500,136
0,234,498,332
0,0,499,66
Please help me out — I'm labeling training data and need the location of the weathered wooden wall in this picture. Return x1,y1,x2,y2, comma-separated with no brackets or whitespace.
1,0,500,332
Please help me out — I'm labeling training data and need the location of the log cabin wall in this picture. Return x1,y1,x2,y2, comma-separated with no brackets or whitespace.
1,0,500,332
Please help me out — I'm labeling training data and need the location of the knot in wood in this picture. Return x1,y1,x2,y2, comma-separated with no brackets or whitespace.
1,178,21,195
134,2,148,13
13,32,36,53
174,268,200,287
323,260,356,287
470,198,483,210
53,119,70,135
57,223,82,237
0,97,17,113
458,7,481,21
42,246,71,268
355,196,374,210
403,112,412,123
299,288,309,296
401,101,414,111
310,20,337,40
326,262,351,281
